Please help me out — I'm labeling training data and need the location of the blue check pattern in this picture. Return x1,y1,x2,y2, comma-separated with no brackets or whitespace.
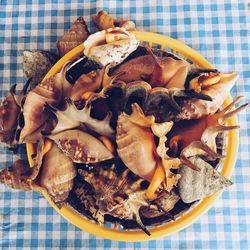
0,0,249,249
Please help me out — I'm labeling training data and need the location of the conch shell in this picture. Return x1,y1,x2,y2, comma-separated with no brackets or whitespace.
83,27,139,66
116,104,157,181
0,80,31,148
92,10,136,31
0,160,41,191
169,96,248,157
0,85,21,147
40,143,76,208
48,129,114,164
178,97,247,171
176,72,239,120
112,48,190,88
146,47,190,88
45,99,114,137
19,63,71,143
57,17,89,57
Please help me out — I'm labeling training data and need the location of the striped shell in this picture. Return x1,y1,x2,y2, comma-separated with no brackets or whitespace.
40,144,76,208
116,112,157,181
48,129,114,164
57,17,89,57
74,163,179,234
19,63,70,143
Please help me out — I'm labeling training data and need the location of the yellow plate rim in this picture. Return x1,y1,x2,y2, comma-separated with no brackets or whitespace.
26,31,238,242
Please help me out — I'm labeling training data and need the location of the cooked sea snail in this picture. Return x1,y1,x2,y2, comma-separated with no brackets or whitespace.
0,12,248,235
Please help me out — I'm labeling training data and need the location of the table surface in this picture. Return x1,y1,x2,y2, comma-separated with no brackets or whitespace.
0,0,249,249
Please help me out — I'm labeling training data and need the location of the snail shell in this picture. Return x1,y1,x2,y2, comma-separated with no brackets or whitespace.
48,129,114,164
116,112,157,181
83,27,139,66
57,17,90,57
40,144,76,208
19,63,71,143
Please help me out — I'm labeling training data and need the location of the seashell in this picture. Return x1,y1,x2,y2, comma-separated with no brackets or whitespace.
116,104,157,181
23,50,58,88
176,72,239,120
0,85,21,147
57,17,90,57
40,143,76,208
83,27,139,66
102,81,126,116
112,48,190,88
0,160,42,192
140,191,180,220
185,68,219,90
19,62,71,143
92,10,136,31
174,97,247,170
69,63,118,102
178,156,233,203
45,99,114,137
168,97,246,157
69,68,104,101
112,54,155,83
76,163,179,234
48,129,114,164
144,87,178,123
92,10,115,30
78,166,151,234
123,81,152,114
27,138,53,180
66,56,101,84
146,47,190,88
0,79,31,148
68,174,100,222
113,46,181,67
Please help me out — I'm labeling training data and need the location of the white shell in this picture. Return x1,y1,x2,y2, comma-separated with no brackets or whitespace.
83,27,139,66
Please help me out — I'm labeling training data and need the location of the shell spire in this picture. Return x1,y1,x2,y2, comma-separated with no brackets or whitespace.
57,17,90,57
19,62,71,143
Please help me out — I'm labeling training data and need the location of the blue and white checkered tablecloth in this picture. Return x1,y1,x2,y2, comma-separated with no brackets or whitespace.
0,0,249,249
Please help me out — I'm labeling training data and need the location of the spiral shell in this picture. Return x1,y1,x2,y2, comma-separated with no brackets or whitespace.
57,17,89,57
19,63,71,143
176,72,239,120
0,86,20,147
48,129,114,164
116,109,157,181
83,27,139,66
40,144,76,208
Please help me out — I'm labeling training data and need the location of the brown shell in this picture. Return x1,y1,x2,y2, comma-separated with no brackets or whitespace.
19,63,70,143
0,86,20,146
57,17,90,57
70,69,104,101
92,10,115,30
46,99,114,137
176,72,239,120
112,55,155,83
72,163,179,234
116,112,157,181
0,160,40,191
48,129,114,164
112,51,190,88
40,143,76,208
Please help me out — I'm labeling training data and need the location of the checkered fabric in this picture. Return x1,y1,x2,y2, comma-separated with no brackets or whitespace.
0,0,249,249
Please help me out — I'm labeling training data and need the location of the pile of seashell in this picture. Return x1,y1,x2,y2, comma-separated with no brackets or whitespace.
0,11,248,235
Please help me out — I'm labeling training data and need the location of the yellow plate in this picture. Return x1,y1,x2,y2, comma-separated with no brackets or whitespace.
26,31,238,241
